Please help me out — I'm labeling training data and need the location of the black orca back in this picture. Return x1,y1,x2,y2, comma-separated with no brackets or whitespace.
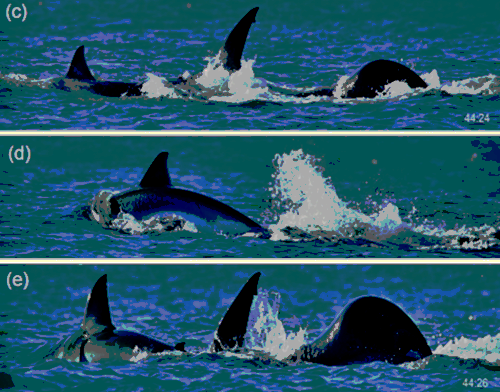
302,296,432,366
347,59,428,98
0,372,14,389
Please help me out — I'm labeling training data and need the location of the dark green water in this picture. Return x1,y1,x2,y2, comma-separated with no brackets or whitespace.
1,0,499,129
1,264,499,391
2,136,499,258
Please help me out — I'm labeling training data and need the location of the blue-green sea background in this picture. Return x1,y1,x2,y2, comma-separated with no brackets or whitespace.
1,264,500,391
1,0,499,130
1,136,499,258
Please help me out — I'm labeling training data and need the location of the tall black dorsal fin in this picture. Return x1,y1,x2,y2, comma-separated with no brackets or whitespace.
140,152,173,188
82,274,115,336
66,45,96,81
220,7,259,72
212,272,261,352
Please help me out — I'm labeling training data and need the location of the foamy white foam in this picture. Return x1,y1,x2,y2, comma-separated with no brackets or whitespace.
264,149,499,250
380,80,413,97
245,288,308,361
141,73,180,98
441,74,499,95
421,69,441,89
266,149,408,242
434,333,500,364
196,51,232,88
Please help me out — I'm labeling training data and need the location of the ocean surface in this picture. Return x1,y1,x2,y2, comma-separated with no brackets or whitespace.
1,264,500,391
1,0,499,130
1,136,499,258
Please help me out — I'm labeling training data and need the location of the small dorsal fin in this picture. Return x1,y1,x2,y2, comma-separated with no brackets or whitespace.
212,272,261,352
175,342,186,352
82,274,115,336
220,7,259,72
140,152,173,188
66,45,96,81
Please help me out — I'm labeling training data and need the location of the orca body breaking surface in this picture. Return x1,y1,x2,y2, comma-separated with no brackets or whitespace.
298,296,432,366
296,59,428,99
57,7,259,98
47,272,261,362
106,152,266,236
46,275,181,362
58,45,143,97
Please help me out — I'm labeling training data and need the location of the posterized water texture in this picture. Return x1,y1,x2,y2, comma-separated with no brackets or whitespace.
1,136,499,258
1,0,499,130
1,264,500,391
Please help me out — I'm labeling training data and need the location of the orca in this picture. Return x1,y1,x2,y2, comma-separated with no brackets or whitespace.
0,372,14,390
59,46,142,97
296,296,432,366
211,272,261,352
46,272,261,362
57,7,259,97
100,152,266,237
296,59,428,99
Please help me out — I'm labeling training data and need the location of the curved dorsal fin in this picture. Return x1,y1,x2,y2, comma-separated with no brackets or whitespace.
212,272,261,352
140,152,173,188
175,342,186,352
220,7,259,72
82,274,115,336
66,45,96,81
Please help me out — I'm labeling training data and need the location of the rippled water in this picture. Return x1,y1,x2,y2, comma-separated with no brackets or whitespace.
1,136,499,258
1,0,499,130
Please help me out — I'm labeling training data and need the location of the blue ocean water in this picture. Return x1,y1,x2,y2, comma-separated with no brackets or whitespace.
1,264,500,391
1,136,499,258
1,0,499,130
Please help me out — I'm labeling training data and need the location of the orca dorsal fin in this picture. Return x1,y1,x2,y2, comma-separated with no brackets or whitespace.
82,274,115,336
175,342,186,352
140,152,173,188
66,45,96,81
212,272,261,352
220,7,259,72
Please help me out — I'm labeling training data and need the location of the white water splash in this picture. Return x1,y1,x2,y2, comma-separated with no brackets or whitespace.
245,288,307,361
441,74,500,95
434,333,500,364
265,149,499,250
6,73,28,81
379,80,413,97
266,149,408,242
2,73,55,89
333,74,351,99
129,346,186,363
421,69,441,89
211,59,271,103
195,51,232,88
141,73,180,98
